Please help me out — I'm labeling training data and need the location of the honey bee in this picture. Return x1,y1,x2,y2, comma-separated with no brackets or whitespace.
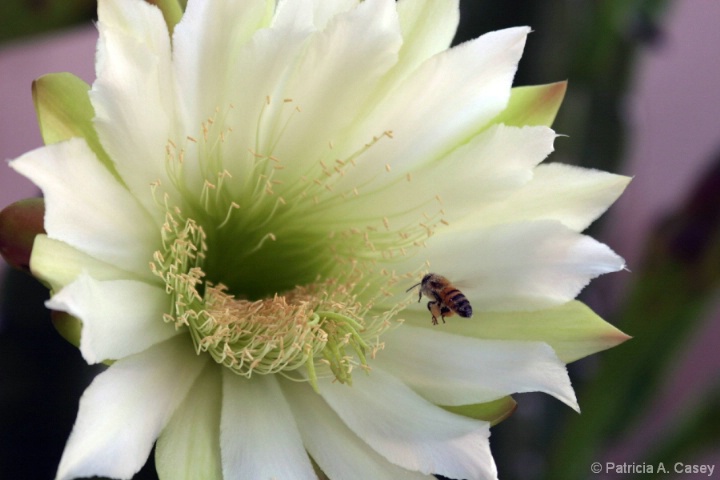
406,273,473,325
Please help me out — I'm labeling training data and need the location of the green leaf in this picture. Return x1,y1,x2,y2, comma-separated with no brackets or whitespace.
441,300,630,363
441,396,518,426
492,82,567,128
32,73,119,180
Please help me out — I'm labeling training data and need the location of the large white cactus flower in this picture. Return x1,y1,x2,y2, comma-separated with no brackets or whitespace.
10,0,630,479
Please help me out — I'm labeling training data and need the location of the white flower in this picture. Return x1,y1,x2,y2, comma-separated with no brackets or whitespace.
11,0,630,479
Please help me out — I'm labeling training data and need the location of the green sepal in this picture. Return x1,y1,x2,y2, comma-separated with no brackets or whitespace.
147,0,184,35
51,310,81,348
441,396,518,426
443,300,630,364
32,73,119,180
493,81,567,128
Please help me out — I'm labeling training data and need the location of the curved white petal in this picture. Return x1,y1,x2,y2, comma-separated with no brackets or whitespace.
320,124,554,226
220,372,315,480
45,273,177,364
92,0,178,214
319,368,496,480
269,0,403,179
375,325,579,411
30,235,150,292
10,138,158,275
156,365,222,480
408,220,625,312
307,0,359,30
472,162,632,232
282,380,433,480
56,336,207,480
172,0,273,133
395,0,459,82
333,26,530,192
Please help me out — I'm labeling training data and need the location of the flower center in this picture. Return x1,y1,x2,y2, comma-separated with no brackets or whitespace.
150,211,398,389
149,100,444,386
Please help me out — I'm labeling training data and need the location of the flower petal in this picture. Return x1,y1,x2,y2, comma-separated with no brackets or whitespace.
10,138,159,275
270,0,403,176
172,0,273,131
56,336,207,480
156,364,222,480
318,368,496,480
415,220,625,312
282,379,433,480
45,273,177,364
31,235,150,292
334,26,531,192
406,300,631,364
220,372,315,480
374,325,579,411
474,162,632,232
394,0,459,82
91,0,178,214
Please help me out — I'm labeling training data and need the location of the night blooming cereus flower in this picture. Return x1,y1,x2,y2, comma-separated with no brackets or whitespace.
9,0,631,479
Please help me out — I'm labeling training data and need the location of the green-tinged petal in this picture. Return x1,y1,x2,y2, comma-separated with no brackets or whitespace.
10,138,159,276
0,198,45,272
46,274,179,364
394,0,459,81
406,301,630,364
283,379,433,480
473,162,632,232
31,235,152,292
318,368,496,480
56,337,207,480
220,372,316,480
374,326,579,411
491,82,567,128
156,364,222,480
32,73,117,180
441,397,517,427
51,311,82,347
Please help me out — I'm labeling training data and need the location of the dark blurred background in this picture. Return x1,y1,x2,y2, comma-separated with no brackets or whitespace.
2,1,720,479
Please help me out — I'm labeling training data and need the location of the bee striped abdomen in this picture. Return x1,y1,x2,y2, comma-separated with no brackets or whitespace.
444,288,472,318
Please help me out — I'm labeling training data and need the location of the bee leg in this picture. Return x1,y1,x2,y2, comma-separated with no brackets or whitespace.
426,301,439,325
417,291,422,303
439,305,451,324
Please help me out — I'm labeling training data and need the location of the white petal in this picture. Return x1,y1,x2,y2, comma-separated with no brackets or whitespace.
416,220,625,312
375,325,579,411
395,0,459,82
282,380,433,480
306,0,360,29
156,365,222,480
10,139,158,275
46,273,177,364
91,0,178,214
56,336,207,480
473,163,632,231
334,26,530,192
270,0,403,178
30,235,150,292
172,0,273,132
319,124,553,226
220,372,315,480
319,368,496,480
